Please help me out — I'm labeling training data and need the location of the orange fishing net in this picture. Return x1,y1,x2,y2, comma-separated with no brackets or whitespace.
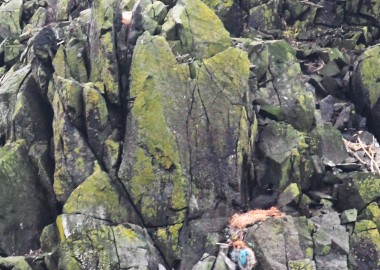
229,207,285,229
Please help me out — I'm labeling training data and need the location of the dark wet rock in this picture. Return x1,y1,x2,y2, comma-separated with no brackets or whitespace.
315,1,343,28
39,223,60,252
320,76,342,97
336,162,362,172
337,172,380,212
32,27,57,66
250,190,279,210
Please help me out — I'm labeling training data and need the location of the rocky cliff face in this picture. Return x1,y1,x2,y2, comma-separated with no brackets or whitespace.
0,0,380,269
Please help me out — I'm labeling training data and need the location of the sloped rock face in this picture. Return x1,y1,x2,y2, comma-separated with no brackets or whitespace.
1,0,380,269
0,140,55,255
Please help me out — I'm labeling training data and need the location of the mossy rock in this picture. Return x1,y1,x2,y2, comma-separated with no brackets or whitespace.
352,44,380,138
118,32,190,226
51,76,84,129
246,216,315,266
0,257,32,270
55,214,111,241
29,7,47,28
352,45,380,113
256,122,307,190
63,165,130,223
288,259,316,270
0,0,23,39
268,40,315,131
52,87,96,202
337,172,380,212
249,3,282,32
349,220,380,269
162,0,230,60
83,83,112,162
0,65,31,140
89,0,120,105
0,140,54,255
189,47,251,211
251,40,315,131
201,0,243,36
152,223,183,266
277,182,301,207
52,224,164,269
359,202,380,229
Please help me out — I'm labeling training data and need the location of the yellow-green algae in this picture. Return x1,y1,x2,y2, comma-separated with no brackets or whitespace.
350,219,380,267
63,164,129,223
0,256,32,270
360,202,380,229
358,45,380,108
52,86,96,202
127,32,189,224
83,83,109,128
155,223,183,262
56,225,118,270
89,0,119,104
162,0,230,60
196,47,250,156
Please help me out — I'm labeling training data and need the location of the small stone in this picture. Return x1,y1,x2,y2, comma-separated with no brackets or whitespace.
277,183,301,207
340,209,358,224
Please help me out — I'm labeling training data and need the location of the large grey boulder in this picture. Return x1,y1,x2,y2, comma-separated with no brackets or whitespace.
244,216,314,270
0,140,54,255
48,224,165,269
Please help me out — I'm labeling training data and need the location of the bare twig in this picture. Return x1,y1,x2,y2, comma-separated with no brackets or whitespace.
343,138,380,175
300,0,324,8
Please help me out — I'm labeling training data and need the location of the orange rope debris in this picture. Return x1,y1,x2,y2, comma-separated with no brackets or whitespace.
229,207,285,229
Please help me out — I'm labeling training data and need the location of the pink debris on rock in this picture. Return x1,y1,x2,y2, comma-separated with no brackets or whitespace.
122,11,132,26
